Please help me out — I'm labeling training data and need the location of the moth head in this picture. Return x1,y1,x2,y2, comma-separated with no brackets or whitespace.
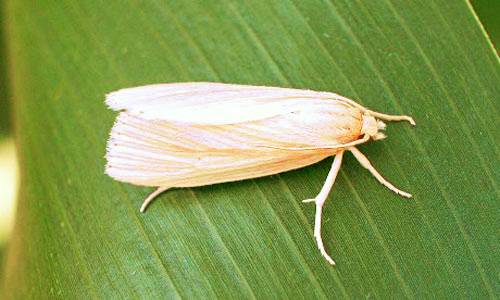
361,115,387,140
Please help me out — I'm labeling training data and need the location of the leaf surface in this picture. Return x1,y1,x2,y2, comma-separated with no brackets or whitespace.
2,0,499,298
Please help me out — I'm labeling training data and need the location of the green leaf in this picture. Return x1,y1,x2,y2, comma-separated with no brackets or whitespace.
2,0,499,298
471,0,500,49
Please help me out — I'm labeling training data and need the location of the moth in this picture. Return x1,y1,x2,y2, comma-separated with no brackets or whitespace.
105,82,415,265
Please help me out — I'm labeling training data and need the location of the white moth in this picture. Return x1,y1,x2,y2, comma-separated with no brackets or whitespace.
105,82,415,265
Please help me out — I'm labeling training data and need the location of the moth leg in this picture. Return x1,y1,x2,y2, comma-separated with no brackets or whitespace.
348,147,412,198
140,186,170,213
303,151,345,265
366,110,416,125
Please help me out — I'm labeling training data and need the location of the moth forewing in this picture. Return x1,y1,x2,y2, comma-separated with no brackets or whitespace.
105,82,416,265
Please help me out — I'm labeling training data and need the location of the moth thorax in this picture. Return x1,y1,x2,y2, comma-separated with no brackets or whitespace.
361,115,387,140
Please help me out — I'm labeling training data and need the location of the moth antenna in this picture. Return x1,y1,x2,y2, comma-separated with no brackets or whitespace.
365,110,416,126
140,187,171,212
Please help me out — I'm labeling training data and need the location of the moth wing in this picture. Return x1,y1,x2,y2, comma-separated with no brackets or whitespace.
105,113,334,187
105,82,349,125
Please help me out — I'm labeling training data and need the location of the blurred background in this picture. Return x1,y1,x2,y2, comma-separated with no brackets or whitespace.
0,0,498,295
0,0,17,277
